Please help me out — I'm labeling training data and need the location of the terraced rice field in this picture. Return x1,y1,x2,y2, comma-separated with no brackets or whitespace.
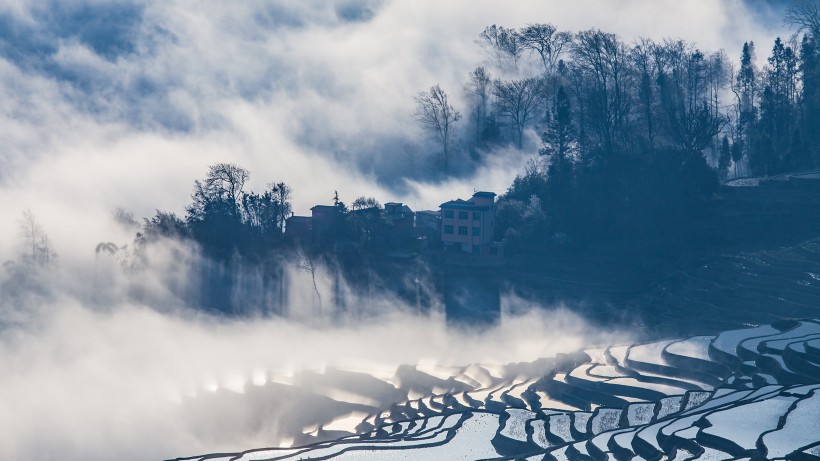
173,319,820,460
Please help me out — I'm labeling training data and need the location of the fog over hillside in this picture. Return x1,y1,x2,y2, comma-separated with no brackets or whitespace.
0,0,787,258
0,1,809,460
1,277,621,459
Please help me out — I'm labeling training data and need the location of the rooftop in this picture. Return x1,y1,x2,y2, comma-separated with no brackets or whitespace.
440,191,497,210
440,198,491,210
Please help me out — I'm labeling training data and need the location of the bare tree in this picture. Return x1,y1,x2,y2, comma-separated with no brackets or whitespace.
477,25,522,71
351,196,381,211
466,66,492,144
654,41,729,152
350,197,385,247
706,50,731,144
786,0,820,37
631,38,660,148
571,29,632,152
493,77,547,148
414,84,461,172
190,163,249,218
519,23,573,74
19,209,42,262
299,255,322,312
18,209,56,267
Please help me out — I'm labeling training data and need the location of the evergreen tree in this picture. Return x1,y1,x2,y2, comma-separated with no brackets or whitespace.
538,86,577,232
751,37,801,175
800,34,820,167
718,135,732,180
737,42,758,166
731,138,744,177
540,86,576,159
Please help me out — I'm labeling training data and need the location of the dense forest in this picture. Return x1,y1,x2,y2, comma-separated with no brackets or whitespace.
415,1,820,252
128,0,817,262
6,1,819,316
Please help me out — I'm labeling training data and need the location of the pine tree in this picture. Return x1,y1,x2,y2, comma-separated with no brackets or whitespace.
718,135,732,180
540,86,576,159
800,34,820,167
737,42,758,166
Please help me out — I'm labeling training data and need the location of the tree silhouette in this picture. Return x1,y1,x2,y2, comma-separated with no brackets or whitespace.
519,23,572,74
493,77,547,148
18,209,56,268
414,85,461,172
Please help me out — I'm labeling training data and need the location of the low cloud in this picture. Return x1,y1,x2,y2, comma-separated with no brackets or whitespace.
0,1,791,459
0,1,788,240
0,247,627,460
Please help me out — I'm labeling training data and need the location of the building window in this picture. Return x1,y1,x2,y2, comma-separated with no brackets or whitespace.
444,225,454,234
473,212,480,220
472,245,481,255
472,227,480,236
458,211,468,220
444,210,454,219
458,226,468,235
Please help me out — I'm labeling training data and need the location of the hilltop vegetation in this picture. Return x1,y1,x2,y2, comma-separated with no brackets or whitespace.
6,1,820,320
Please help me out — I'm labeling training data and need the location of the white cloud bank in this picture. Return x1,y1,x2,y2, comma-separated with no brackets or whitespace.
0,0,789,258
0,1,791,459
0,263,627,460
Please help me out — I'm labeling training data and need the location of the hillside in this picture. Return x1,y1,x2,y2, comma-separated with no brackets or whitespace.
486,180,820,337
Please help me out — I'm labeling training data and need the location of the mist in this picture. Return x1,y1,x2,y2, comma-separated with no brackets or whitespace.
0,1,797,459
0,0,789,256
0,243,627,459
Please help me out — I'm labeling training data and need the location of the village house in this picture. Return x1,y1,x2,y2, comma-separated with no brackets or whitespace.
284,215,311,242
310,205,341,230
286,201,418,249
284,204,343,243
285,192,501,257
439,191,501,256
383,202,415,244
414,209,441,248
